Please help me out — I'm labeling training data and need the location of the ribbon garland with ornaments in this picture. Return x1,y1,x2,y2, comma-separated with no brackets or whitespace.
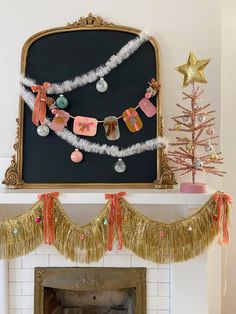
168,52,225,193
0,191,232,264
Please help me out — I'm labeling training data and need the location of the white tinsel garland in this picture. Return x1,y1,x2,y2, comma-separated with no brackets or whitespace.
20,87,167,158
20,31,150,94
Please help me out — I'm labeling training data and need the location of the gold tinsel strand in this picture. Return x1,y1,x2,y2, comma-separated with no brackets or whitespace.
0,201,43,259
53,200,109,263
121,196,219,263
0,193,229,263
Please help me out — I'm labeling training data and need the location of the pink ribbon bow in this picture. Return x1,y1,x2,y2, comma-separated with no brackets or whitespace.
31,82,50,126
213,192,232,245
78,122,95,132
105,192,126,250
124,110,139,131
38,192,59,245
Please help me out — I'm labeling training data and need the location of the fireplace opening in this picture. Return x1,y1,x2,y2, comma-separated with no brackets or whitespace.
44,286,136,313
34,267,146,314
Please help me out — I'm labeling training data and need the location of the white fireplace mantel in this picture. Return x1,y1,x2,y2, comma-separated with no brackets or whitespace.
0,186,215,205
0,158,219,314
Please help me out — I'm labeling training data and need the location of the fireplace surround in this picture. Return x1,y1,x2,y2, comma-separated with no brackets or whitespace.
34,267,146,314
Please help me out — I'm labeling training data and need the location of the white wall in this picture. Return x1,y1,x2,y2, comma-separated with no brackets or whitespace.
221,1,236,313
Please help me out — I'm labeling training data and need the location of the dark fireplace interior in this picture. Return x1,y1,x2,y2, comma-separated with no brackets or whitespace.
44,286,136,313
34,267,146,314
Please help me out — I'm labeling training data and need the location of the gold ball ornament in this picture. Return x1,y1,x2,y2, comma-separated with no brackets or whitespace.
186,141,193,151
123,216,128,223
174,123,182,130
210,153,219,161
176,52,211,87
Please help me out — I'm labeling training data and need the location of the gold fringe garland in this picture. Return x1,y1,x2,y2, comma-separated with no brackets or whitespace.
0,201,43,259
0,192,230,263
121,197,219,263
53,200,109,263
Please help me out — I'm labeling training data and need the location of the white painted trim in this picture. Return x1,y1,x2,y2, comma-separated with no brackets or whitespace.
171,253,208,314
0,187,215,205
0,259,8,314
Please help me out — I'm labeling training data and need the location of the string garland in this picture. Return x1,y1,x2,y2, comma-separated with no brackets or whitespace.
20,31,150,94
0,191,231,263
20,86,167,158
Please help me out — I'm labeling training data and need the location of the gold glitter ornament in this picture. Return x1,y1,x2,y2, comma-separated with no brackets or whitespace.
186,141,193,151
176,52,211,87
174,123,182,130
210,153,219,161
123,216,128,223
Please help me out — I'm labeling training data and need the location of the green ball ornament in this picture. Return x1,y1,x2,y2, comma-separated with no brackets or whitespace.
56,94,68,109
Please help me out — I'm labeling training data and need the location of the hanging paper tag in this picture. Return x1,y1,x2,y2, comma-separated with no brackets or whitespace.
73,116,98,136
122,108,143,132
103,116,120,141
50,109,70,131
139,98,156,117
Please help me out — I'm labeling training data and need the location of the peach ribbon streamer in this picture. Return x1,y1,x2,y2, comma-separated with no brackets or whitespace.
38,192,59,245
213,192,232,245
105,192,126,250
31,82,50,126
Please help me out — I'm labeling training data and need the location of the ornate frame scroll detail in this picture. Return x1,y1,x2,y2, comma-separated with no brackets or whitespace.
67,12,114,28
3,13,176,189
154,153,177,188
2,118,23,188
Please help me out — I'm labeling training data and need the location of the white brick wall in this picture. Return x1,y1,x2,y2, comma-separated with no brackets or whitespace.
8,245,171,314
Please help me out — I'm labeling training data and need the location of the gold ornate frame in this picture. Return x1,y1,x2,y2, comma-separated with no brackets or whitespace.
3,13,176,189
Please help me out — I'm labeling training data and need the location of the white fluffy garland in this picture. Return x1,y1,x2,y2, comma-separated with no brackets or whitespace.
20,31,150,94
20,86,167,158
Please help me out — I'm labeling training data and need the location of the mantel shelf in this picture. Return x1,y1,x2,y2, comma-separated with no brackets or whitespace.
0,187,215,205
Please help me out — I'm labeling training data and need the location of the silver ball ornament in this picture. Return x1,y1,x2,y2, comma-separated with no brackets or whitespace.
194,159,204,169
205,144,214,153
96,78,108,92
198,115,206,123
12,227,19,236
114,158,126,173
37,124,50,137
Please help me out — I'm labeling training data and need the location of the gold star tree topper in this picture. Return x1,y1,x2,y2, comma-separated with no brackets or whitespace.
176,52,211,87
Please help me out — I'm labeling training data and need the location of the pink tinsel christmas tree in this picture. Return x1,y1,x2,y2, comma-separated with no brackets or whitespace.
168,52,225,193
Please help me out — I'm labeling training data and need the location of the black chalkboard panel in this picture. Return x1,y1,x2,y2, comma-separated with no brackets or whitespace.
22,27,159,185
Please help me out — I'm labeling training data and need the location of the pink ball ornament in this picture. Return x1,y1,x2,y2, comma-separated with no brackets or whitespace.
70,149,83,163
159,231,165,238
35,217,41,223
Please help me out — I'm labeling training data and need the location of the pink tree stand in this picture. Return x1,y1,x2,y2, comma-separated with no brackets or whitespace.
180,182,208,194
